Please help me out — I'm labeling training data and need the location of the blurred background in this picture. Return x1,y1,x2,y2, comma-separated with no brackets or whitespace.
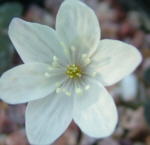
0,0,150,145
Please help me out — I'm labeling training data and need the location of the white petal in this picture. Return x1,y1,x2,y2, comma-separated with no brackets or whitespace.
26,92,73,145
9,18,66,64
120,74,138,101
73,80,118,138
92,39,142,86
56,0,100,55
0,63,65,104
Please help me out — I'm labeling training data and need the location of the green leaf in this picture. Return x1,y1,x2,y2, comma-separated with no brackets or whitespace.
0,34,14,75
144,100,150,126
0,2,22,75
144,67,150,85
0,3,23,30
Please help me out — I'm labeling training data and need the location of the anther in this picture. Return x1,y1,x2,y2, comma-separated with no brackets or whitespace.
84,58,91,65
82,54,87,58
56,88,61,93
53,56,58,61
75,88,83,94
52,56,59,66
92,72,97,77
69,76,73,79
82,54,91,65
85,85,90,90
60,41,66,48
65,91,71,96
76,73,81,77
71,46,75,51
64,48,69,56
48,66,53,71
55,82,60,87
44,72,51,77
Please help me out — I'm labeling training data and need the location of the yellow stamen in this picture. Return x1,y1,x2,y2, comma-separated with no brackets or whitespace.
66,64,82,79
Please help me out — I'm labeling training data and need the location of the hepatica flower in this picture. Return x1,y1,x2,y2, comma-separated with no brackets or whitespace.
0,0,142,144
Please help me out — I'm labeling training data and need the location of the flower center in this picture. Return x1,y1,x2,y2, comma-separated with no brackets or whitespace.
66,64,82,79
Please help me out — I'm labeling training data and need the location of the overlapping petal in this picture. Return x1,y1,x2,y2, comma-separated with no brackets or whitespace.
92,39,142,86
0,63,65,104
73,80,118,138
56,0,100,55
26,92,73,145
9,18,66,64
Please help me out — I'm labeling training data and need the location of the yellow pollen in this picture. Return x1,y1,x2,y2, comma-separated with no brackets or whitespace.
66,64,82,79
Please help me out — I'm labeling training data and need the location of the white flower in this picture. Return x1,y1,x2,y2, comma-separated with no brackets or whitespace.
0,0,142,144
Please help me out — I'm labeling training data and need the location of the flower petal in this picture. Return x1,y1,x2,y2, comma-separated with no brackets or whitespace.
56,0,100,55
9,18,66,64
120,74,138,101
73,80,118,138
0,63,65,104
26,92,73,145
92,39,142,86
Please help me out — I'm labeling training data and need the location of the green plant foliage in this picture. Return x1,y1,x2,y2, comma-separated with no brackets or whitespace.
0,2,23,75
0,3,23,30
144,67,150,85
0,35,13,74
144,100,150,126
